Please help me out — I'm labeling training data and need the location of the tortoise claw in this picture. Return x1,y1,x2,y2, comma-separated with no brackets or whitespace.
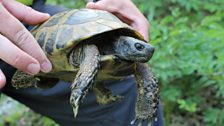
130,118,151,126
130,118,137,125
147,118,152,126
70,89,83,117
138,120,143,126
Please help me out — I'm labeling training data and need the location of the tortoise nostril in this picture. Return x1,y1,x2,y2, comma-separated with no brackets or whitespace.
151,47,155,54
134,43,145,51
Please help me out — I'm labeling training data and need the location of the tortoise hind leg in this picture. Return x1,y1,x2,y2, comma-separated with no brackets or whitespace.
70,44,100,117
131,63,159,126
11,71,37,89
93,82,123,105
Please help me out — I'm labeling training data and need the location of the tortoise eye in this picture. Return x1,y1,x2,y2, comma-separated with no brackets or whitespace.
135,43,145,51
93,0,100,2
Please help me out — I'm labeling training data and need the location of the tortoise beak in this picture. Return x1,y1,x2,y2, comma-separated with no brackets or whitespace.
136,43,154,63
146,45,155,60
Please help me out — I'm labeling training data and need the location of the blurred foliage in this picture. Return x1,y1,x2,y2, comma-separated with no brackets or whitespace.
1,0,224,126
0,95,58,126
46,0,86,9
151,12,224,92
145,0,224,126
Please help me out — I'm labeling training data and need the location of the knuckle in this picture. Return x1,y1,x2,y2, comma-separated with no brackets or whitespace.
15,29,30,47
12,53,24,67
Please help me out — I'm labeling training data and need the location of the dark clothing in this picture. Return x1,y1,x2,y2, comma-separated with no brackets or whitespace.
0,2,164,126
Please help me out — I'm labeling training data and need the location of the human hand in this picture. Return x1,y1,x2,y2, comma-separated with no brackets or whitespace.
0,0,52,88
86,0,149,40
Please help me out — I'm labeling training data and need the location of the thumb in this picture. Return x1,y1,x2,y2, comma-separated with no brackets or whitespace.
0,70,6,89
86,1,105,10
86,2,98,9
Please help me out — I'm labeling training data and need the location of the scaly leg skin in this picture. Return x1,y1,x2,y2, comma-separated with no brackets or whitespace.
11,71,37,89
70,44,100,117
93,82,123,105
131,63,159,126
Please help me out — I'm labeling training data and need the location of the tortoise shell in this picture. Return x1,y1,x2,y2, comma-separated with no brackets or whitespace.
32,9,145,54
31,9,146,81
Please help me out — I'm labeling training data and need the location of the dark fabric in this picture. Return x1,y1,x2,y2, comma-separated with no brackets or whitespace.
0,2,164,126
32,0,46,11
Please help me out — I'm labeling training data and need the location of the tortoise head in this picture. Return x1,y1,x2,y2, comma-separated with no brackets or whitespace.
113,36,154,62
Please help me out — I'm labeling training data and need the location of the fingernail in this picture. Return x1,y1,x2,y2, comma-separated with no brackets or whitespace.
42,13,50,20
0,70,6,88
86,2,95,8
44,13,50,17
41,60,52,73
27,63,40,75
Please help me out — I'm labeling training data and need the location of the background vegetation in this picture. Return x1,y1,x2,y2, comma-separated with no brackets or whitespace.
1,0,224,126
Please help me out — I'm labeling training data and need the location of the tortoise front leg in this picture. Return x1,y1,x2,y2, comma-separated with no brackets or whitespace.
131,63,159,126
70,44,100,117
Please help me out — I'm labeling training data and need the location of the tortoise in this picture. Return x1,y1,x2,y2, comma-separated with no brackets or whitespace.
11,9,159,125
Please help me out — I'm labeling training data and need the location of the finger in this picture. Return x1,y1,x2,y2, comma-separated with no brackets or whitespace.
113,12,149,40
0,3,52,73
0,34,40,75
1,0,50,25
86,1,149,40
87,1,133,25
132,19,150,40
86,1,119,13
0,69,6,89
